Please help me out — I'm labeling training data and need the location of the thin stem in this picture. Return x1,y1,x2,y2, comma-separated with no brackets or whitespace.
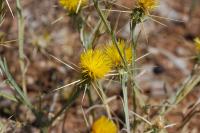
86,84,93,106
16,0,26,94
0,58,33,109
92,0,128,70
129,17,146,130
120,69,131,133
41,127,48,133
130,20,137,127
87,86,95,117
95,81,112,119
49,85,83,125
160,74,200,115
89,19,102,49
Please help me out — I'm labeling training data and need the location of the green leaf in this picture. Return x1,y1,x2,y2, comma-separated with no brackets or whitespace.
0,91,17,102
0,57,33,109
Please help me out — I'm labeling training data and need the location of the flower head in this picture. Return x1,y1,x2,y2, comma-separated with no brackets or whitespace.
92,116,117,133
194,37,200,53
80,49,111,80
137,0,158,13
105,40,132,67
59,0,87,13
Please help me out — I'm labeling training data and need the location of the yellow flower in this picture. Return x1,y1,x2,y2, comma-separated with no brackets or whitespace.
105,40,132,67
92,116,117,133
59,0,87,13
137,0,158,13
194,37,200,53
80,49,111,80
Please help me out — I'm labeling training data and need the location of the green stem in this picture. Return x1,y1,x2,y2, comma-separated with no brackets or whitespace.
129,19,146,130
160,74,200,115
89,19,102,49
87,84,93,107
130,20,137,126
92,0,128,70
40,127,48,133
120,69,131,133
49,85,82,125
96,81,111,119
0,58,32,109
87,87,95,117
16,0,26,94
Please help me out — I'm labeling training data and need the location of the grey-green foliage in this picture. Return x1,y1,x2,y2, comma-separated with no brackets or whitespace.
0,57,33,109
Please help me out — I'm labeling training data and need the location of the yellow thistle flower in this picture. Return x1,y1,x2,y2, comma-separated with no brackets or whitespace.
105,40,132,67
80,49,111,80
137,0,158,13
92,116,117,133
59,0,87,13
194,37,200,53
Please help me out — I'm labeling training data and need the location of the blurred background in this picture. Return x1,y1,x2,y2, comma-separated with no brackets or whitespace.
0,0,200,132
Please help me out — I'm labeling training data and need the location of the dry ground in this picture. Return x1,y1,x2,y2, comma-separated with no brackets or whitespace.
0,0,200,132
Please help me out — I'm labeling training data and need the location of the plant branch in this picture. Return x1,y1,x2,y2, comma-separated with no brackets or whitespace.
16,0,26,94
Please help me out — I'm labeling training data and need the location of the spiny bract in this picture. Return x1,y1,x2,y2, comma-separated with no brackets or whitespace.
80,49,111,80
92,116,117,133
105,40,132,67
59,0,87,13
